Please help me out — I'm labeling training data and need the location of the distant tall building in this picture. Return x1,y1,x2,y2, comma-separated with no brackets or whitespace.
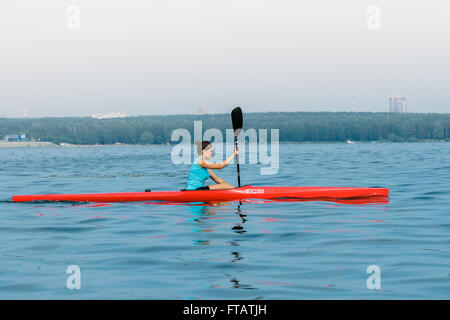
197,106,207,115
389,96,406,113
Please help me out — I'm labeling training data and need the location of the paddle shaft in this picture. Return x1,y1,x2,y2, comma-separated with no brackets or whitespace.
234,136,241,187
231,106,243,188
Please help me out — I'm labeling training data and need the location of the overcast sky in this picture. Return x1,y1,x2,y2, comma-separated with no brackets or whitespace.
0,0,449,117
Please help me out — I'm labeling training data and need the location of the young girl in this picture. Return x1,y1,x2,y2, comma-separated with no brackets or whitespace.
185,141,239,190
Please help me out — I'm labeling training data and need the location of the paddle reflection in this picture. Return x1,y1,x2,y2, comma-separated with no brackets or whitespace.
188,201,248,236
188,201,256,290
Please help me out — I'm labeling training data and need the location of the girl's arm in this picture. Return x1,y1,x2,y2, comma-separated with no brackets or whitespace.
208,169,224,183
198,148,239,170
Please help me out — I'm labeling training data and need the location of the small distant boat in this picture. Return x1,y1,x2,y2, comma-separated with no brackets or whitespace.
346,140,355,144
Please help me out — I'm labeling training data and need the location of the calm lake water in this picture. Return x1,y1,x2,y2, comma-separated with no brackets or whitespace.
0,142,449,299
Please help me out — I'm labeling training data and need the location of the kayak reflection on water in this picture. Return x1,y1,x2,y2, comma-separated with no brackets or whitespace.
185,141,239,191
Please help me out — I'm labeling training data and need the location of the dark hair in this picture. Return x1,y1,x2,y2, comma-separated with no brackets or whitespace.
196,140,211,155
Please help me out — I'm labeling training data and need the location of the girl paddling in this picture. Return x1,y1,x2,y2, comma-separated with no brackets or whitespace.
185,141,239,190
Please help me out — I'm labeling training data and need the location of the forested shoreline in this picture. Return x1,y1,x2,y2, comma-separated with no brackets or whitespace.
1,112,449,144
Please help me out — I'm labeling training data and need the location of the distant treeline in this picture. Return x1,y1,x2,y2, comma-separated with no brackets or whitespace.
0,112,449,144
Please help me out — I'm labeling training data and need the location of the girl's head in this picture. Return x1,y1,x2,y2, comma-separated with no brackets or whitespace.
197,141,213,159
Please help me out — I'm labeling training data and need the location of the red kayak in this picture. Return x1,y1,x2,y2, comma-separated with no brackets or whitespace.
12,185,389,203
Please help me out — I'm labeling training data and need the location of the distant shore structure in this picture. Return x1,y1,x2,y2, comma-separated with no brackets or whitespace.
389,96,407,113
0,141,55,148
3,134,28,142
92,112,126,119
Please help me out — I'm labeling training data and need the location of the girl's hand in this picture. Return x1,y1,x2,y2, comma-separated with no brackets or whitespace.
234,147,240,155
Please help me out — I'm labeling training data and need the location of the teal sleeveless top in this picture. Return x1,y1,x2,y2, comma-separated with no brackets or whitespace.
185,157,210,190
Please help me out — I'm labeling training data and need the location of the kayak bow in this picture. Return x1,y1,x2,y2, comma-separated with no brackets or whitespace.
12,185,389,203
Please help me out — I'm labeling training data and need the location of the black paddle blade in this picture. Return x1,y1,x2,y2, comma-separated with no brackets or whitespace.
231,107,243,136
